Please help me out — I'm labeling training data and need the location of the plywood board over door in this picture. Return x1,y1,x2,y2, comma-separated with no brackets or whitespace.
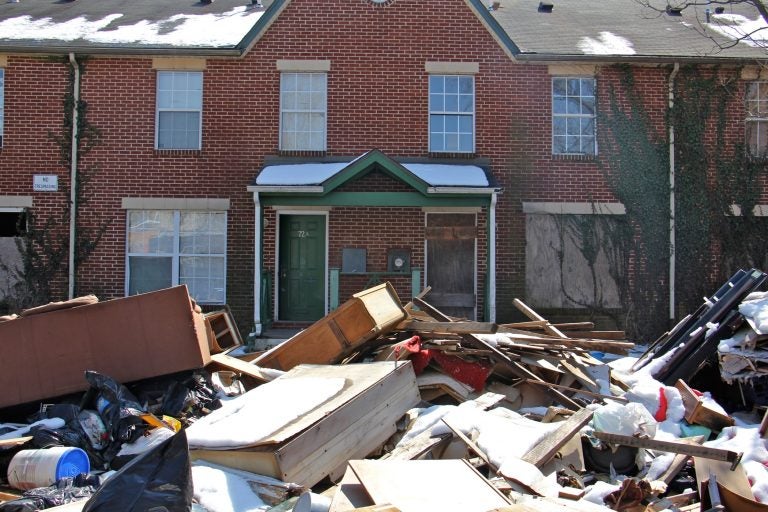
425,213,477,320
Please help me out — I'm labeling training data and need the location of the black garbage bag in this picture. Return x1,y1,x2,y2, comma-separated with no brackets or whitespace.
81,430,192,512
83,371,148,446
0,474,100,512
156,371,222,423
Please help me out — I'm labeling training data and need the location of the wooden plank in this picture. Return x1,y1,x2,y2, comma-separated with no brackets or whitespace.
0,436,32,448
441,417,496,471
658,436,705,487
207,352,271,384
594,432,742,469
414,297,579,410
348,459,511,512
381,430,452,461
512,299,568,339
400,320,497,334
521,408,593,468
523,379,627,404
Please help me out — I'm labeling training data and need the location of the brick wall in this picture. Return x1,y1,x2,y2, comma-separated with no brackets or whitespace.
0,0,761,332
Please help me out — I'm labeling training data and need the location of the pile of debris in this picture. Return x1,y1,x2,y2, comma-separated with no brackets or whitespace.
0,270,767,511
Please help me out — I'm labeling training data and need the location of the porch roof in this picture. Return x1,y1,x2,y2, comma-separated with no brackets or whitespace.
248,149,499,196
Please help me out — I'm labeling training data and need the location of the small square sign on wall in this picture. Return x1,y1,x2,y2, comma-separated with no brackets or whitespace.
33,175,58,192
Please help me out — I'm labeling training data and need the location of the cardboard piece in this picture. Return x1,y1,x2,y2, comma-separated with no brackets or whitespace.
346,459,511,512
0,286,211,408
254,283,406,371
190,362,420,488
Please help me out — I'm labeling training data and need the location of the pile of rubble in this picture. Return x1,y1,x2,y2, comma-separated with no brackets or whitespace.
1,270,768,511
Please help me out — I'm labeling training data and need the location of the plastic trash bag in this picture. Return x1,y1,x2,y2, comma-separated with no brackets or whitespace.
592,401,658,438
0,474,100,512
83,371,148,446
81,430,192,512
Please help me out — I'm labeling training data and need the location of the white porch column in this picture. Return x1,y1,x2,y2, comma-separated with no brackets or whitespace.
252,192,263,336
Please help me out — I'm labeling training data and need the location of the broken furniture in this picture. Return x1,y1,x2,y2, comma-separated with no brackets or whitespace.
0,285,211,408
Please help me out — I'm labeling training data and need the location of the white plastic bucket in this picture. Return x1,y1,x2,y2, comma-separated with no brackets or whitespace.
7,447,90,490
292,492,332,512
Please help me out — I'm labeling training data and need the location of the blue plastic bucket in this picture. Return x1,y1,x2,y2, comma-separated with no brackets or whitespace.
7,447,90,490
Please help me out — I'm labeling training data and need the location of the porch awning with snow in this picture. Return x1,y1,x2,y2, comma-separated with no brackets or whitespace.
246,149,500,207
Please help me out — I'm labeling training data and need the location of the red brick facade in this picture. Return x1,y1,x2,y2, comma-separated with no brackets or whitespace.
0,0,762,333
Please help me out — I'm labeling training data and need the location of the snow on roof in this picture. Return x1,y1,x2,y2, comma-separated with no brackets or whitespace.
578,31,636,55
0,7,264,47
255,162,489,188
404,163,489,187
257,163,349,186
707,13,768,48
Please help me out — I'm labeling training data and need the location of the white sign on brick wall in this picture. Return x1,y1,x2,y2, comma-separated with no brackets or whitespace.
33,175,58,192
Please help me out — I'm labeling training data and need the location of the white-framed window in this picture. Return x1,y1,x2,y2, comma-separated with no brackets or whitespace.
155,71,202,150
429,75,475,153
280,72,327,151
0,68,5,148
552,77,596,156
747,81,768,156
126,210,226,304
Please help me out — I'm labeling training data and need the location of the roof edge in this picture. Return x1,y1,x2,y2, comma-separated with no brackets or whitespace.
463,0,521,59
238,0,290,56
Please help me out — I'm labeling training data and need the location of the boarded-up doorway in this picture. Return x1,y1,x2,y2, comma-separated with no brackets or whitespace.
425,212,477,320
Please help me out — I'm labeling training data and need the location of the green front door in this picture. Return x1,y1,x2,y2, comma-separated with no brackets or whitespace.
279,214,326,321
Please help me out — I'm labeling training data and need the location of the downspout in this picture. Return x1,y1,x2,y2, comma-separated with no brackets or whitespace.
488,191,498,322
68,52,80,300
252,192,263,336
668,62,680,323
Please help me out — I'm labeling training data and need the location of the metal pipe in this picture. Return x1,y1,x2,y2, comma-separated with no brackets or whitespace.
669,62,680,322
68,52,80,300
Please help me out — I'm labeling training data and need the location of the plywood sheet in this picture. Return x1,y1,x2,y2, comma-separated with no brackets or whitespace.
349,459,510,512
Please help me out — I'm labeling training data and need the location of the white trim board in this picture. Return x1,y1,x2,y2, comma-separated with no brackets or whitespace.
121,198,230,210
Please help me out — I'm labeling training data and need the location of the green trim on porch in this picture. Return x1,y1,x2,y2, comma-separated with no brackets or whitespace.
321,149,430,195
260,192,490,207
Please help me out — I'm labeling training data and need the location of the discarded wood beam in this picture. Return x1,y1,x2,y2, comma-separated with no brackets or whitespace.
523,379,628,403
521,408,593,468
593,432,743,470
400,320,497,334
512,299,568,339
381,431,453,461
414,297,580,410
441,417,497,472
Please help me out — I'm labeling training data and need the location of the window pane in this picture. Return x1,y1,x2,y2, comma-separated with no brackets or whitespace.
553,97,567,114
429,75,474,153
553,135,567,153
128,211,173,253
429,75,444,94
553,116,566,136
581,136,596,155
553,78,566,97
580,78,595,96
430,133,445,152
566,117,580,135
158,112,200,150
430,93,444,112
128,256,172,295
280,72,327,151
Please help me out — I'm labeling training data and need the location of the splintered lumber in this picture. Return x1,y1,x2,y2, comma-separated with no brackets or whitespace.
381,430,452,461
593,432,743,470
521,408,593,468
494,330,634,355
347,459,511,512
523,379,627,404
413,297,580,410
399,320,497,334
513,299,568,339
441,417,496,471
